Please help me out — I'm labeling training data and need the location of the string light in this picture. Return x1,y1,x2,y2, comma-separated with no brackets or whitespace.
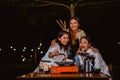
40,51,43,54
22,49,25,52
1,41,44,63
37,47,40,50
31,49,34,52
118,42,120,45
23,47,27,50
21,55,24,58
0,48,2,52
10,46,13,49
13,48,16,51
30,55,32,58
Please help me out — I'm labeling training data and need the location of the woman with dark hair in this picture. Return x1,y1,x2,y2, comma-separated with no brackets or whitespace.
75,36,110,76
34,30,72,72
41,30,70,61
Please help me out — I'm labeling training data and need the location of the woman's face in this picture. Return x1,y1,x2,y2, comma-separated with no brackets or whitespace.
58,34,69,46
80,38,91,52
70,19,80,31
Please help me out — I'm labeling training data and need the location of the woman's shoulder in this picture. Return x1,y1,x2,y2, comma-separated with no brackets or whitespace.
87,48,100,56
87,48,97,54
50,42,59,48
46,43,60,53
77,29,86,37
50,43,62,51
78,29,85,33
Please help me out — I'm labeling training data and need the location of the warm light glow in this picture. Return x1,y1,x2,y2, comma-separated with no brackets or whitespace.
13,48,16,51
40,51,43,54
0,48,1,51
38,47,40,50
31,49,34,51
30,55,32,57
118,42,120,45
10,46,13,49
22,49,25,52
21,55,24,57
40,43,42,46
24,47,27,49
22,57,26,62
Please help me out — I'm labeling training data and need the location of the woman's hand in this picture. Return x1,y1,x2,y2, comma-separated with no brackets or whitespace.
49,50,59,58
91,46,99,53
62,54,67,62
53,50,59,56
51,39,57,47
76,48,82,55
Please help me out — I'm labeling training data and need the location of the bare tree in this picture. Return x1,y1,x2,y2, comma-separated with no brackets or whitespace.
38,0,80,17
34,0,81,30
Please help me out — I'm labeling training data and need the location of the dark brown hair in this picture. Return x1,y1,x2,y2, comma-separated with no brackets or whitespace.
56,30,70,51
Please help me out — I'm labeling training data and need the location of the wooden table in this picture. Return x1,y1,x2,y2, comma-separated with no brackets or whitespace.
17,72,111,80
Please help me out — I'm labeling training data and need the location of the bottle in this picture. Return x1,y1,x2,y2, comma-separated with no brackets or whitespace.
84,59,89,73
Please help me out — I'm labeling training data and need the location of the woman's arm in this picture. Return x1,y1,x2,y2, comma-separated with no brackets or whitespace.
51,39,57,47
48,50,59,58
90,46,99,53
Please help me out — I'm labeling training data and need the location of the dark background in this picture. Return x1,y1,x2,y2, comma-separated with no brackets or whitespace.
0,0,120,80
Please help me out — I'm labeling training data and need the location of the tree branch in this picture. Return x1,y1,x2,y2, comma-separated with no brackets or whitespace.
40,0,70,10
73,1,79,8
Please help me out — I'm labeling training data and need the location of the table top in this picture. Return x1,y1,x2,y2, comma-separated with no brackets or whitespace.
17,72,111,79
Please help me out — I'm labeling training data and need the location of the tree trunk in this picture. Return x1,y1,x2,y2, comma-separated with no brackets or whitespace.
70,4,75,17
